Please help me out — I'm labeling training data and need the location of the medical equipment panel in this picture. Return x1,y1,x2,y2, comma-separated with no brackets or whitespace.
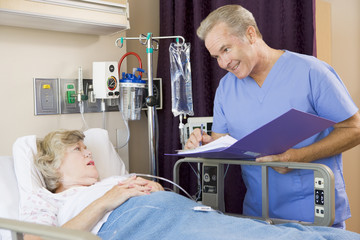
202,163,225,212
92,62,120,99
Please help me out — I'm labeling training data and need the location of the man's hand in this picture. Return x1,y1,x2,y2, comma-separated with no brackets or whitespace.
256,148,299,174
184,128,214,149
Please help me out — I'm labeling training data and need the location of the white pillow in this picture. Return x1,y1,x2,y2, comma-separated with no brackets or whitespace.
0,156,20,219
83,128,128,179
13,128,127,205
0,156,20,240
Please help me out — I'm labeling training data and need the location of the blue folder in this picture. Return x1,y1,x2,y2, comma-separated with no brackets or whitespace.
166,109,336,159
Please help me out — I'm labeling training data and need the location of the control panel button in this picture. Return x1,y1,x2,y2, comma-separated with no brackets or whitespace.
203,173,210,182
315,177,325,189
315,190,324,205
315,206,325,218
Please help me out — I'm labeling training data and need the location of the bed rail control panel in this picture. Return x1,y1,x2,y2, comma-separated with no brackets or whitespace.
203,166,217,193
202,164,225,212
173,158,335,227
314,177,326,218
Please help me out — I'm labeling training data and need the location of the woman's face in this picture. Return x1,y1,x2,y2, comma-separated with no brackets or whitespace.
57,140,99,190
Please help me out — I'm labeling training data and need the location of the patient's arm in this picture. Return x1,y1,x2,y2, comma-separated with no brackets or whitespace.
62,176,151,232
25,176,152,239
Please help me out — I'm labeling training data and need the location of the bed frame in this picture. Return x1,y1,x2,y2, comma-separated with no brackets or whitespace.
173,158,335,226
0,217,100,240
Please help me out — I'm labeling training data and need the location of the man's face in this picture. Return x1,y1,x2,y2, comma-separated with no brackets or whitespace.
205,22,256,79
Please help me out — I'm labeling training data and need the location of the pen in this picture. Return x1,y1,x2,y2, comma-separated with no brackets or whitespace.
199,124,203,146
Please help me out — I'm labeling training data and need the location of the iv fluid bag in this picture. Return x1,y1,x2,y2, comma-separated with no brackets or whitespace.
169,42,194,117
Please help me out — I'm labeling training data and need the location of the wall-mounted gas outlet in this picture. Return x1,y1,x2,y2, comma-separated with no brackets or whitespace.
60,79,80,114
34,78,59,115
59,78,107,114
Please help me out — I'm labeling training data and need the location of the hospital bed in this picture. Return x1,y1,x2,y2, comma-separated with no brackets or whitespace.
1,129,359,240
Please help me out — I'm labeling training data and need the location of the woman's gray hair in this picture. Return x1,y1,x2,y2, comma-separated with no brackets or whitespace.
197,5,262,41
35,130,85,192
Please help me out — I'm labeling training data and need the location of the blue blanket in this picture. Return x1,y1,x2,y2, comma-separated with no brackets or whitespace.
97,191,360,240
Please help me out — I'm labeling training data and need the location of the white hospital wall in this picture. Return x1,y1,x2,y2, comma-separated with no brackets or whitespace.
330,0,360,233
0,0,159,173
125,0,159,174
317,0,360,233
0,26,130,166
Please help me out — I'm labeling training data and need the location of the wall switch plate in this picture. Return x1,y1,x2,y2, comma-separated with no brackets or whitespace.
34,78,59,115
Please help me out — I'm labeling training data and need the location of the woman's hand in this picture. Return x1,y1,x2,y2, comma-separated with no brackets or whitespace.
100,175,153,211
136,177,164,192
61,175,155,232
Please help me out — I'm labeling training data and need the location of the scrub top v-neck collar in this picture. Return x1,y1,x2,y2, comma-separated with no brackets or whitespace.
243,51,288,103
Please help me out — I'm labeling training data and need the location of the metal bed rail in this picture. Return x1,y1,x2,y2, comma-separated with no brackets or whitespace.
0,218,100,240
173,158,335,227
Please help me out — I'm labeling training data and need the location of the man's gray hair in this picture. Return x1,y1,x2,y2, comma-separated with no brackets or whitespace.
197,5,262,40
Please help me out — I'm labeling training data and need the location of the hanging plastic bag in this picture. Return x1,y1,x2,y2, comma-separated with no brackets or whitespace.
169,42,194,117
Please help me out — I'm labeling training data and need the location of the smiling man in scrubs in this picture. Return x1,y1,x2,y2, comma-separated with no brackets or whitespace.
185,4,360,228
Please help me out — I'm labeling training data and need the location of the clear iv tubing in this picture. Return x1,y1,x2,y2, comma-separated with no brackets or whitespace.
133,173,195,201
116,109,131,149
179,114,185,147
101,99,106,129
79,101,89,130
78,67,89,131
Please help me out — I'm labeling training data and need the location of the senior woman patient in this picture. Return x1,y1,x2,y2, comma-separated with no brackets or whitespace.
21,129,360,240
21,129,163,240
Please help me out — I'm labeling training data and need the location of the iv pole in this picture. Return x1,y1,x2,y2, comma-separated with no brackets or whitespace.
115,33,185,177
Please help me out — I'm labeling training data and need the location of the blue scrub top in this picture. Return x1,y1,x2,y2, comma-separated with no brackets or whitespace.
212,50,358,224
